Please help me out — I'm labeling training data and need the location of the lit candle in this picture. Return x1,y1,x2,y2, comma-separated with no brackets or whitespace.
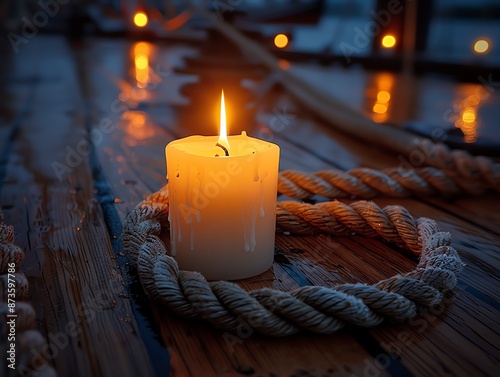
165,91,280,280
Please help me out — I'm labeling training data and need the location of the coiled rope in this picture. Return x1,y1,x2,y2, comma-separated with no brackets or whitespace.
123,182,463,337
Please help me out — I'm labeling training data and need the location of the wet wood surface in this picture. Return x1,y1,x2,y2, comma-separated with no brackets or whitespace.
0,35,499,377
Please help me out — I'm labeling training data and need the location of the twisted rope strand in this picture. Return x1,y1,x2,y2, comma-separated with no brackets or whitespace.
278,165,500,200
276,200,421,254
417,140,500,190
123,185,463,337
0,216,57,377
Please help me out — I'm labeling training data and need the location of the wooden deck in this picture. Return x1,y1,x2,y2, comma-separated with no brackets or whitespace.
0,34,499,377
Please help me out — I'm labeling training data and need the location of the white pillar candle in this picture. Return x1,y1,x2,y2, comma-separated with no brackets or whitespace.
165,93,280,280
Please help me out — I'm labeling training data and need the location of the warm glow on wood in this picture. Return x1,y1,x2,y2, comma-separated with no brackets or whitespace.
456,106,478,143
134,12,148,27
274,34,289,49
381,35,396,48
132,42,152,89
219,90,230,151
134,51,149,88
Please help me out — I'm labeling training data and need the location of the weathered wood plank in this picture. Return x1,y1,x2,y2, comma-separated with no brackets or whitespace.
0,35,155,377
3,33,497,377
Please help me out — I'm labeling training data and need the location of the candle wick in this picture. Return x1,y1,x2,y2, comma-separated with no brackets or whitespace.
215,143,229,157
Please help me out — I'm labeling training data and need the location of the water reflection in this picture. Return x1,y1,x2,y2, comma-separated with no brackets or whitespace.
122,111,155,142
132,41,153,89
451,85,483,143
110,41,162,108
115,41,168,144
369,72,394,123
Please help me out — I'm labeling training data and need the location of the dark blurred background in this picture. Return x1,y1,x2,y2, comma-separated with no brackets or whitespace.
1,0,499,152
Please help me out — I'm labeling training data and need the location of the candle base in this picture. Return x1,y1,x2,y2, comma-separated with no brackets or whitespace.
172,245,275,281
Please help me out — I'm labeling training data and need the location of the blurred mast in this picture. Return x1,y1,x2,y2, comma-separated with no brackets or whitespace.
402,0,418,74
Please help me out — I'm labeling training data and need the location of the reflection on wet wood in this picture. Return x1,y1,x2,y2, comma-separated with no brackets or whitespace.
0,37,155,377
0,35,498,377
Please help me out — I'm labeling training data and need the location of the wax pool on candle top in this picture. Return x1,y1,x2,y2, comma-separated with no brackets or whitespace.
166,131,280,280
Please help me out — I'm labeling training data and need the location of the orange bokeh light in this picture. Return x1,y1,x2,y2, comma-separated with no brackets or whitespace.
135,54,148,70
461,108,476,123
373,103,388,114
377,90,391,103
453,87,482,143
370,73,394,123
134,54,149,88
132,41,152,89
274,34,289,49
134,12,148,28
133,41,150,56
278,59,291,70
381,35,396,48
473,39,489,54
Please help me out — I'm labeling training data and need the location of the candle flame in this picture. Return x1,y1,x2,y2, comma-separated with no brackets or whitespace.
218,90,230,151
